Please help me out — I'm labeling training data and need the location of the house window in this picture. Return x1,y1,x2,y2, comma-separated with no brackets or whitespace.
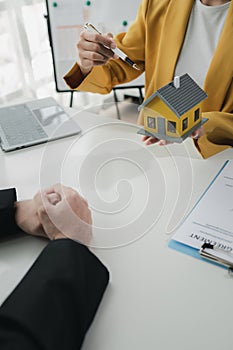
182,117,188,131
194,109,200,121
147,116,156,129
167,121,176,133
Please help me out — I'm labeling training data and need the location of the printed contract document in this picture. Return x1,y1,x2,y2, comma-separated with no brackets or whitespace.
171,160,233,253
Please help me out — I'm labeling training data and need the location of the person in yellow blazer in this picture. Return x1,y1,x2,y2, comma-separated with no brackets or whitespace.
64,0,233,159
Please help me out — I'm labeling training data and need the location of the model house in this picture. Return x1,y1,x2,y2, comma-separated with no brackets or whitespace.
138,73,208,143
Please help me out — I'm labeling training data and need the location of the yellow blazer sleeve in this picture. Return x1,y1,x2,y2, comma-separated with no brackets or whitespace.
196,75,233,159
195,111,233,159
63,0,150,93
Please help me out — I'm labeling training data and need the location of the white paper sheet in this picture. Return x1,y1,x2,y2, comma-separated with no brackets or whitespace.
172,160,233,252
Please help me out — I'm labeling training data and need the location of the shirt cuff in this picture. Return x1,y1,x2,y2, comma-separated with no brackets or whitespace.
0,188,19,237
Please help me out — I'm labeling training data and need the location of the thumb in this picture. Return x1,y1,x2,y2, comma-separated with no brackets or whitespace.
37,194,64,240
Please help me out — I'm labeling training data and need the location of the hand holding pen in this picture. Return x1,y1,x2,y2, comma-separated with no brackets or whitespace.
84,23,140,70
77,23,140,77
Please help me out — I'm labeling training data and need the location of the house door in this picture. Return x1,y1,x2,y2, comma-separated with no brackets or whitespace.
157,117,165,135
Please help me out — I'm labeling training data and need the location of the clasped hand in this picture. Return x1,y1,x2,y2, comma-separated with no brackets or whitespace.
15,184,92,246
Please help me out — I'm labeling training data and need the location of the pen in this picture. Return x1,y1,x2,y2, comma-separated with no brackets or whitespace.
84,23,140,71
200,243,233,267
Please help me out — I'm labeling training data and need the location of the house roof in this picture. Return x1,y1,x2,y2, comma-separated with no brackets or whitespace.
138,73,208,117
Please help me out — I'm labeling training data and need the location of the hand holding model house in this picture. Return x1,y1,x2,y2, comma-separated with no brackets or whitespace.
138,73,208,144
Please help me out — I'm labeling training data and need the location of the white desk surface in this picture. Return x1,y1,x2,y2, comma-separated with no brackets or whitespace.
0,108,233,350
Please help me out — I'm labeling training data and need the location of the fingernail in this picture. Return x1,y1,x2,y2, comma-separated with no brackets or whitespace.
110,42,116,49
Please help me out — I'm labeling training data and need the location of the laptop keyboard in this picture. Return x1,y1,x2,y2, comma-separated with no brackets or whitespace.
0,104,48,146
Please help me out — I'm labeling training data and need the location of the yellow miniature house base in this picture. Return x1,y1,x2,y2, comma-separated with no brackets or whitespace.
138,74,208,143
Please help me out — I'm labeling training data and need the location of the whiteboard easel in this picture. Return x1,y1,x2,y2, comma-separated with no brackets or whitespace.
45,0,143,108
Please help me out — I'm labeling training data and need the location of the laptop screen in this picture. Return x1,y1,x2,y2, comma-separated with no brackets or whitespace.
33,105,71,136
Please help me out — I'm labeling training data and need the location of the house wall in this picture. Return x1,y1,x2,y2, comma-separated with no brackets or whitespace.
143,97,202,137
180,103,202,136
146,96,175,120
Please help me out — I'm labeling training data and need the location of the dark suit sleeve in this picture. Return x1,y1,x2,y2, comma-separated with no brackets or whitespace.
0,239,109,350
0,188,19,237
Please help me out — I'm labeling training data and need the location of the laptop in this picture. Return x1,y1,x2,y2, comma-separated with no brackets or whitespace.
0,97,82,152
